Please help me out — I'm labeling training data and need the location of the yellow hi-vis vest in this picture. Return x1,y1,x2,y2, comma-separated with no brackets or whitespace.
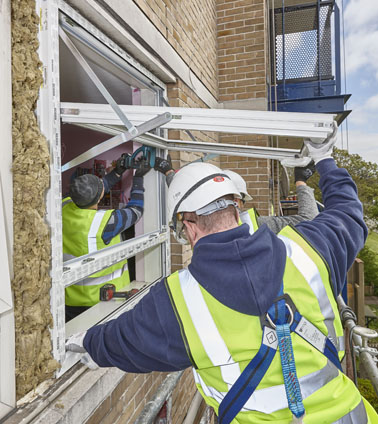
63,197,130,307
239,208,259,234
166,226,376,423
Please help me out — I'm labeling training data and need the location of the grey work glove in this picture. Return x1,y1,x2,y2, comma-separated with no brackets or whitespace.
294,161,316,183
154,155,174,175
115,154,130,176
81,353,99,370
65,331,87,353
134,157,151,178
304,127,337,165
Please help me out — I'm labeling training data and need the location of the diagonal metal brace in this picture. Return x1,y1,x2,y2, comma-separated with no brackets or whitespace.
61,112,172,172
59,27,138,136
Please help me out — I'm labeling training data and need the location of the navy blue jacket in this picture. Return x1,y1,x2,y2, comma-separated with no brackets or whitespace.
84,159,368,372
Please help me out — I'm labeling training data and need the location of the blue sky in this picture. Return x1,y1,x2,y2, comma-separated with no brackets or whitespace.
337,0,378,164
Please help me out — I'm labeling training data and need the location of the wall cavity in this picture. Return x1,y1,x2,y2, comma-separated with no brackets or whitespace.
11,0,59,398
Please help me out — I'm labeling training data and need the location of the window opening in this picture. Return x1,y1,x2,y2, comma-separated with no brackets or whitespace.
35,3,170,377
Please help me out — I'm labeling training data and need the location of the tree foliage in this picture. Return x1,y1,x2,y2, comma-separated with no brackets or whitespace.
306,148,378,230
357,245,378,294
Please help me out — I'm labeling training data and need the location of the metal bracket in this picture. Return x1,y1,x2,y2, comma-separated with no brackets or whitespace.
59,27,172,171
59,27,138,135
61,112,171,171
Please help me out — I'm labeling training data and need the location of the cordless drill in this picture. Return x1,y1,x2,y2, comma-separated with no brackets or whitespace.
99,284,139,301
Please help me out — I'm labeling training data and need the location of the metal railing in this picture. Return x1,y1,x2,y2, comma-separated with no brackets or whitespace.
338,295,378,395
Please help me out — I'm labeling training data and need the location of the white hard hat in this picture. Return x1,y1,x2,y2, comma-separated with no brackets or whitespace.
167,163,240,241
223,170,252,201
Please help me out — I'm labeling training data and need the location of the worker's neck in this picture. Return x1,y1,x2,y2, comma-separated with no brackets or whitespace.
189,222,239,248
87,204,99,210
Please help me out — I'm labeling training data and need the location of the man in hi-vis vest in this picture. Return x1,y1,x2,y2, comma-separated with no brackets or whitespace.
224,163,318,235
63,155,154,322
66,134,377,423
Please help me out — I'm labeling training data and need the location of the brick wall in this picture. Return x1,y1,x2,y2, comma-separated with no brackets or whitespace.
85,369,197,423
217,0,266,103
217,0,271,216
167,79,220,272
132,0,218,97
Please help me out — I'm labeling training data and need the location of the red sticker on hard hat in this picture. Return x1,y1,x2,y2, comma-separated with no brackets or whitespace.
213,176,224,182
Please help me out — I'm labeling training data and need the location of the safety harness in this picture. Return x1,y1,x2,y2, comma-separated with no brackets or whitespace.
218,286,342,424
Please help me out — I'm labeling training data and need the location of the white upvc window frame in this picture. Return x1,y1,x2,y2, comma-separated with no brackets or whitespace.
35,0,336,381
36,0,170,377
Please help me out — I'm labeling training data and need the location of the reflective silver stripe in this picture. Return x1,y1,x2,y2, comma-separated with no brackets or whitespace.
194,360,339,414
75,264,128,287
62,198,73,208
88,210,107,253
239,211,256,235
332,399,367,423
179,270,241,389
278,235,338,350
338,335,345,353
63,253,77,262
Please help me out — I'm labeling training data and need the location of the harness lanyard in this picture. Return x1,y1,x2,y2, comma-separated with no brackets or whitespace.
274,298,305,423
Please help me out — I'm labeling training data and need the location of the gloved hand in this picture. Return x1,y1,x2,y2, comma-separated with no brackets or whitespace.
81,353,99,370
115,154,130,176
294,161,316,183
134,157,151,178
304,127,337,165
154,155,174,175
65,331,87,353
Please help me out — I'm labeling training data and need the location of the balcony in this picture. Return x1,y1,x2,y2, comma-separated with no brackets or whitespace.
270,0,350,125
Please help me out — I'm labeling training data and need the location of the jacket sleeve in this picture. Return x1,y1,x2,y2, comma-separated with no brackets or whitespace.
102,170,121,193
102,176,144,245
257,185,319,233
295,158,368,296
83,279,192,372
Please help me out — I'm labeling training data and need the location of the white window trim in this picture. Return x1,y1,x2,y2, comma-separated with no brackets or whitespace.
36,0,170,375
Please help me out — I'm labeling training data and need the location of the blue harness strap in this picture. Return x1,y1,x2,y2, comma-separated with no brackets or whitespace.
218,290,342,424
275,298,305,421
218,328,277,423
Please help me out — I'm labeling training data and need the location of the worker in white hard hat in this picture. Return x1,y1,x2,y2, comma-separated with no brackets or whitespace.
66,134,377,423
223,163,318,235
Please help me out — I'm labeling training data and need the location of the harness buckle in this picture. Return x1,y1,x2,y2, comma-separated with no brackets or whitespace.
260,293,297,330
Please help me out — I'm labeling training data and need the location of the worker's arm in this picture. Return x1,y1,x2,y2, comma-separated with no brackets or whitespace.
102,176,144,245
295,153,368,296
79,279,191,372
257,184,318,233
257,162,318,233
102,170,122,193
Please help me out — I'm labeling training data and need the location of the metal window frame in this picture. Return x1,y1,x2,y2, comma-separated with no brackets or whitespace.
36,0,170,374
60,103,336,141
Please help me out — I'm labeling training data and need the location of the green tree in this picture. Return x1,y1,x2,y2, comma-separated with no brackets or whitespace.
357,245,378,295
306,148,378,230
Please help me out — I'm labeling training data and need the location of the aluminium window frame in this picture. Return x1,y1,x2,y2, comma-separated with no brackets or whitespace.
60,103,336,142
36,0,170,376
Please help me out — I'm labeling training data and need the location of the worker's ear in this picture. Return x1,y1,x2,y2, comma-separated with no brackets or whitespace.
183,220,199,247
233,206,239,223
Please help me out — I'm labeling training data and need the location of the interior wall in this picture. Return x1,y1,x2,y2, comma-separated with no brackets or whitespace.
11,0,59,398
61,125,134,200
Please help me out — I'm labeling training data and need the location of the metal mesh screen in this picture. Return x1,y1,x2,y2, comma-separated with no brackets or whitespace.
273,2,333,82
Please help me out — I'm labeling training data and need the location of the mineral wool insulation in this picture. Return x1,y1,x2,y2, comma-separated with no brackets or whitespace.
12,0,59,398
